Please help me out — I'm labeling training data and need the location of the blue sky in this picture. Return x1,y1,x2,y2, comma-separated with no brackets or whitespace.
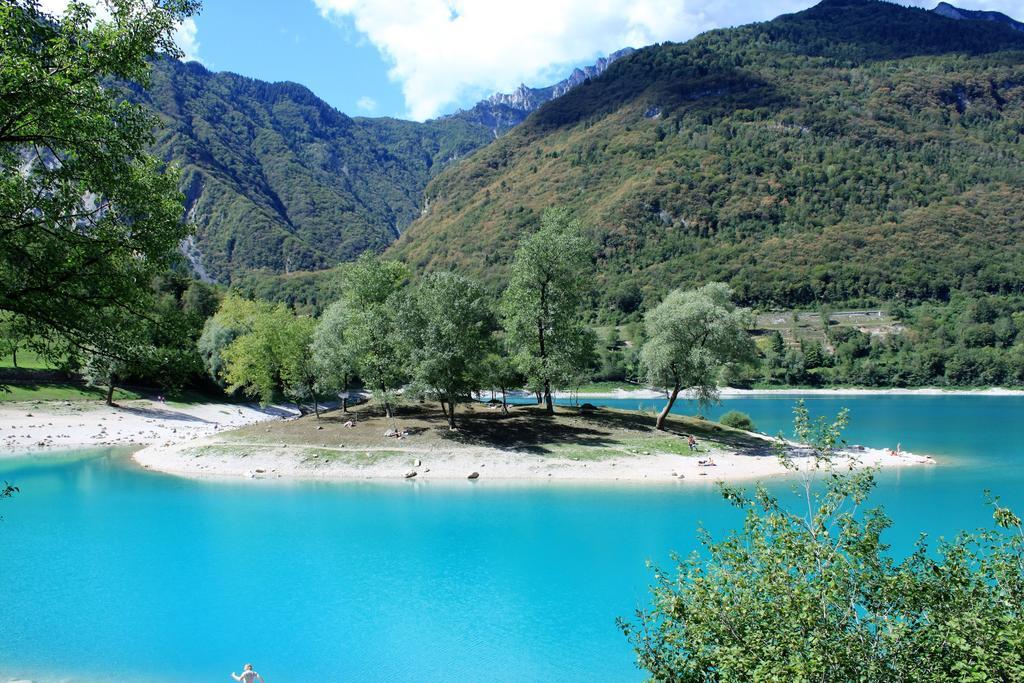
190,1,407,119
42,0,1024,121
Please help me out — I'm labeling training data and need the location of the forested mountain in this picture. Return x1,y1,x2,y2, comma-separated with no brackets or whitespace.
131,59,493,282
388,0,1024,317
133,49,637,284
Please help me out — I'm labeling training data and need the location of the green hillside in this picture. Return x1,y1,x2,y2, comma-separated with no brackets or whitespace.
132,59,492,282
388,0,1024,317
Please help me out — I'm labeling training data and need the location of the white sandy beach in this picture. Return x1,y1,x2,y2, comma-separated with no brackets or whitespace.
0,399,298,452
1,397,934,484
130,434,934,484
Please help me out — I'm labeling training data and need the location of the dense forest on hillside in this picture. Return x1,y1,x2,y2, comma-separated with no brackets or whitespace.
389,0,1024,317
130,60,492,282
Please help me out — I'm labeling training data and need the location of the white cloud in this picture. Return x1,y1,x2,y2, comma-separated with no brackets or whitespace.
356,95,378,112
311,0,812,120
36,1,201,63
173,17,202,63
313,0,1024,120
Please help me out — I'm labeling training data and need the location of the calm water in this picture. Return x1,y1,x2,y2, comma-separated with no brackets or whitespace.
1,394,1022,682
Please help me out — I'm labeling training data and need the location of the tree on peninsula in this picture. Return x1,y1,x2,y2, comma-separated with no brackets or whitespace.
311,301,355,412
640,283,755,430
479,350,526,414
317,255,410,418
500,208,595,414
0,0,199,352
400,271,493,429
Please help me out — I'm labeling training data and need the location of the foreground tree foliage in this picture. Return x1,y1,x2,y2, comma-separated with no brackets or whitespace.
621,402,1024,681
63,268,212,401
641,283,755,430
500,208,595,414
0,0,199,352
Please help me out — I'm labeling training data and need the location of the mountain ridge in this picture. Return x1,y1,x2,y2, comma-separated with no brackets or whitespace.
445,48,636,135
135,49,637,282
387,0,1024,316
932,2,1024,32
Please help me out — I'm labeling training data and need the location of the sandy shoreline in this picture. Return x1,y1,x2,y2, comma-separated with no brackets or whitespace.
131,436,934,484
0,399,298,452
1,398,935,484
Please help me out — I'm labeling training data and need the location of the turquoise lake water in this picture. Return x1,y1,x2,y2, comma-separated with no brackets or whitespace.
1,394,1022,682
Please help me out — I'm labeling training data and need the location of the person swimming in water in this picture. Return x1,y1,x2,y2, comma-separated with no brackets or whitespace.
232,663,264,682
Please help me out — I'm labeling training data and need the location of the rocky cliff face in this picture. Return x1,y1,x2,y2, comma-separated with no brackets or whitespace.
932,2,1024,32
446,48,635,135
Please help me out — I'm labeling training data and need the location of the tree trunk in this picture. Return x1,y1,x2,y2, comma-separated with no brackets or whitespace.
313,396,320,418
543,381,553,415
655,383,682,431
341,396,348,413
447,400,457,430
10,347,16,369
439,399,448,418
501,387,508,414
380,384,393,419
105,378,115,407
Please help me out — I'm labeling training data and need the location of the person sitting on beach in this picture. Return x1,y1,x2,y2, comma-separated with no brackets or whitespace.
232,663,264,683
688,435,697,451
698,457,716,467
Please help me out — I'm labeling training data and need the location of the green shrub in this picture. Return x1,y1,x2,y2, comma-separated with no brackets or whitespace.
720,410,756,431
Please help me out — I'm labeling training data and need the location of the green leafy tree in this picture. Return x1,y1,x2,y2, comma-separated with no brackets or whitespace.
197,295,274,387
221,304,320,414
500,208,595,414
277,316,321,416
311,301,356,412
400,271,493,428
0,312,31,368
81,349,130,406
719,410,756,431
0,0,199,352
324,255,410,418
564,325,600,405
622,402,1024,681
479,350,525,414
640,283,755,430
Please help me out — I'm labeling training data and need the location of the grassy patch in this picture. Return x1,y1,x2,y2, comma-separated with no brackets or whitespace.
626,437,701,456
185,444,250,458
0,383,142,403
301,448,406,466
216,402,769,462
0,349,58,370
540,443,622,461
564,381,654,394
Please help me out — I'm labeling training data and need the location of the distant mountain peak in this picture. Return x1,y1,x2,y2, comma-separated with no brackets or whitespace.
444,48,636,135
932,2,1024,32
